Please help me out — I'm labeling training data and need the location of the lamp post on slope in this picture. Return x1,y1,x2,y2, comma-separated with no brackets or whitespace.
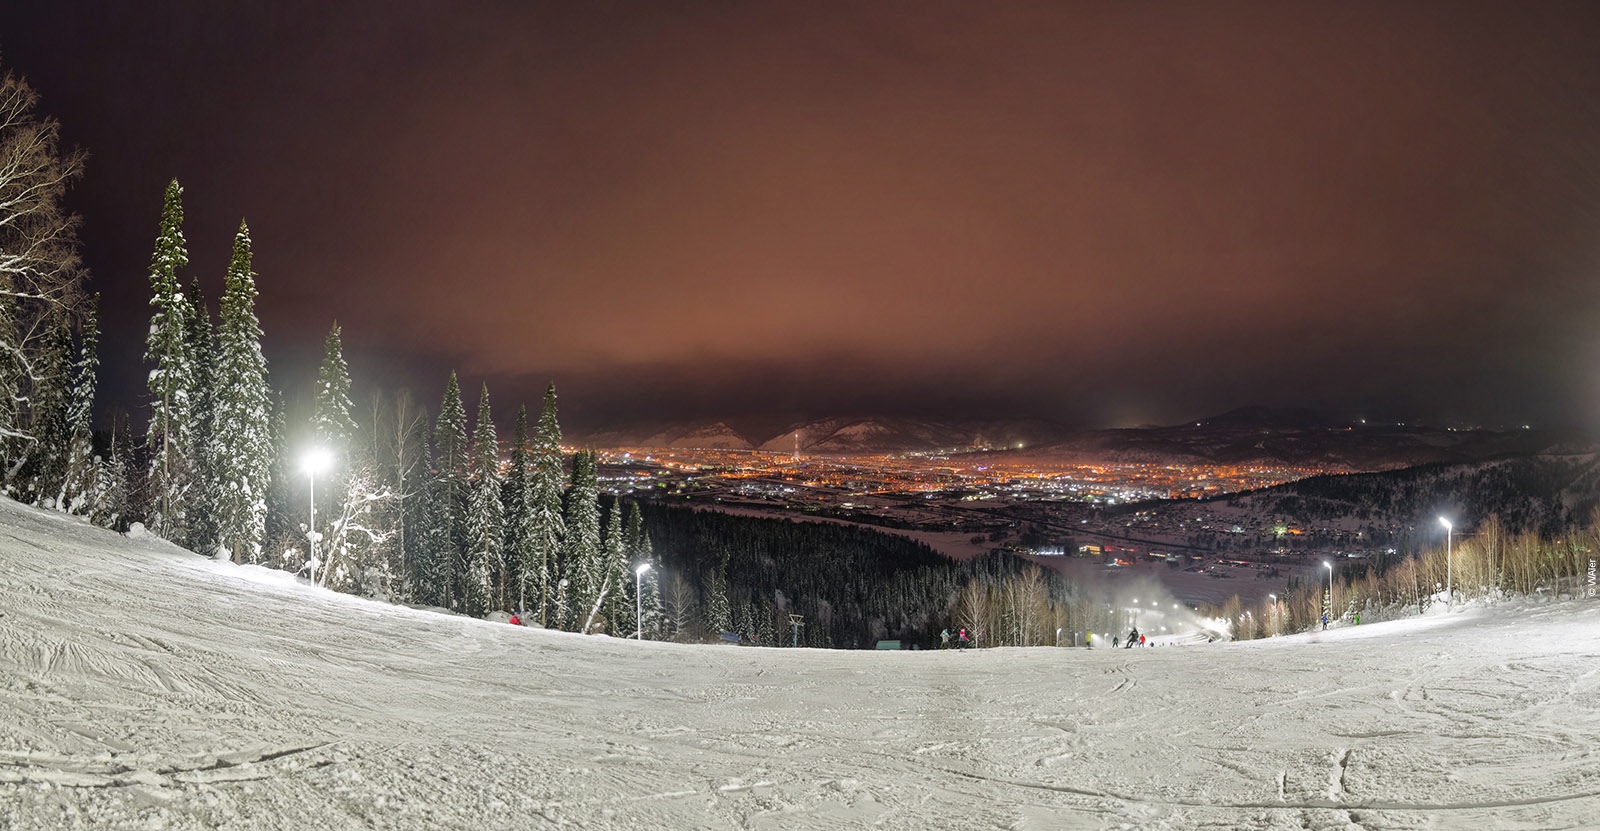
634,562,652,640
1440,517,1453,612
303,448,332,586
1323,561,1334,627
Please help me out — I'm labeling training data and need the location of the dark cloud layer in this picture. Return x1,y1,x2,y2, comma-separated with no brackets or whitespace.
5,2,1600,431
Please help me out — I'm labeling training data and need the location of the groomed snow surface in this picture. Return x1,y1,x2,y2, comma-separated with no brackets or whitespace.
3,499,1600,830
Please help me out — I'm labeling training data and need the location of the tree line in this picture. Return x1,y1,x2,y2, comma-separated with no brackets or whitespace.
0,66,667,638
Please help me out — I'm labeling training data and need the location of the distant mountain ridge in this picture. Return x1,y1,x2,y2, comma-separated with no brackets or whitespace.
574,408,1591,472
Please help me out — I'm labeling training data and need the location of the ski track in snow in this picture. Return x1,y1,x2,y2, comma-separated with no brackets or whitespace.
3,499,1600,829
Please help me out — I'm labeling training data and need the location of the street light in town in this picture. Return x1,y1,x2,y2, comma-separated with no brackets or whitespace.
634,562,652,640
302,448,332,586
1440,517,1453,611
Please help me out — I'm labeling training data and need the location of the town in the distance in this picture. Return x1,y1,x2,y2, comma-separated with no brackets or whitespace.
581,407,1574,609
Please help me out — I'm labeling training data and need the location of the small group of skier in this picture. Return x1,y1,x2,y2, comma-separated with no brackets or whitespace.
939,628,971,649
1118,628,1146,648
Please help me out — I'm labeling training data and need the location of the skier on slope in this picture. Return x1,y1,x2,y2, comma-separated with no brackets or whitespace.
509,611,522,626
958,628,969,648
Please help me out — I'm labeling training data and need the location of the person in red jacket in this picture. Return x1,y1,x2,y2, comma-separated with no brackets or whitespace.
509,612,522,626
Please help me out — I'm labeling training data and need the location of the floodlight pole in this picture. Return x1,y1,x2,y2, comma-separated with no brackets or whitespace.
308,470,316,585
634,563,652,640
1324,562,1334,625
1440,517,1453,611
302,448,332,587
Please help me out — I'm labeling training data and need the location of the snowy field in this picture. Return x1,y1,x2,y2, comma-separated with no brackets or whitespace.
4,499,1600,830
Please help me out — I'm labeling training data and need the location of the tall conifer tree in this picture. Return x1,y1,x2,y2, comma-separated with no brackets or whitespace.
529,383,565,626
432,373,470,609
624,501,661,639
411,425,452,608
143,179,195,540
57,297,99,515
184,278,219,555
263,392,295,557
212,222,272,562
602,499,628,634
562,449,602,631
26,309,72,504
504,404,537,615
312,323,357,556
313,324,357,455
465,384,503,615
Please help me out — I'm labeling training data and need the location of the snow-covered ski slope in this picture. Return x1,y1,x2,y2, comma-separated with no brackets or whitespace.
4,498,1600,830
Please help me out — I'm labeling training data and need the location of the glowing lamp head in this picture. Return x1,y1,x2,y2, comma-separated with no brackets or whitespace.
302,447,333,476
635,562,652,576
1323,561,1332,572
1439,516,1452,531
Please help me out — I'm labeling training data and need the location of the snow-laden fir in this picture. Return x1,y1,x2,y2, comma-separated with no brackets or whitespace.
3,496,1599,830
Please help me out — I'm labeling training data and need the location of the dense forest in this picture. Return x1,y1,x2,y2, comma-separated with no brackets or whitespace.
640,503,1092,649
1220,453,1600,546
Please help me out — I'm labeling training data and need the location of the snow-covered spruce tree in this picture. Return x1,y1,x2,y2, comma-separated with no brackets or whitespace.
313,325,398,595
529,384,566,626
310,323,356,576
313,324,357,452
89,413,135,530
56,297,98,515
624,501,662,638
563,449,602,632
703,569,733,638
0,67,87,493
211,222,273,563
463,383,502,615
433,372,470,610
601,498,628,634
503,404,536,615
23,308,72,504
183,278,220,555
262,392,298,566
410,426,452,608
142,179,195,540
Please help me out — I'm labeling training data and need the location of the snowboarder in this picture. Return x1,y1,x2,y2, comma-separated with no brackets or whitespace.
509,612,522,626
1112,635,1120,649
1127,628,1138,648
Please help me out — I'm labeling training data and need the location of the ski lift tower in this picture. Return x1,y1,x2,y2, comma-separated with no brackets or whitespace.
789,613,804,648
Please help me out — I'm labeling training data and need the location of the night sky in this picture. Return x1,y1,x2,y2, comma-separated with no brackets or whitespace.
4,2,1600,435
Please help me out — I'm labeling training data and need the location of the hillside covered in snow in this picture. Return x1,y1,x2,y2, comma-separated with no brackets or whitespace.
4,497,1600,830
